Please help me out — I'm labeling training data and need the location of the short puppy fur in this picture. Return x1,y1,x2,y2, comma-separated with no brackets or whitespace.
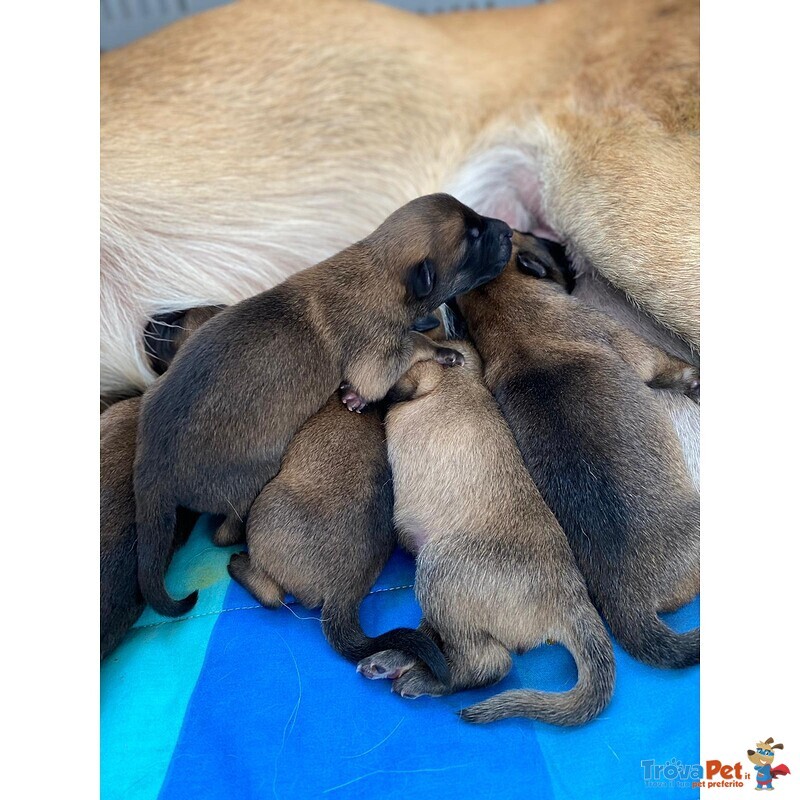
101,306,221,658
228,395,449,684
135,194,512,616
101,396,147,659
570,271,700,490
458,233,700,668
358,341,615,725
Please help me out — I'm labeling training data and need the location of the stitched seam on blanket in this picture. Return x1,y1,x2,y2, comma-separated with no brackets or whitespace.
132,583,415,630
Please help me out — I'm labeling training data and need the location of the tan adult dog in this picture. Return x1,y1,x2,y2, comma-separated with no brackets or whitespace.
100,0,699,398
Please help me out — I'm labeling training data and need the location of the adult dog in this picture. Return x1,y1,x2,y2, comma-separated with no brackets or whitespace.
100,0,699,399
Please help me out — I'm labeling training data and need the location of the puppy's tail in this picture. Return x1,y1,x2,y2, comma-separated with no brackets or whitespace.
135,485,198,618
460,615,615,726
322,600,450,686
604,597,700,669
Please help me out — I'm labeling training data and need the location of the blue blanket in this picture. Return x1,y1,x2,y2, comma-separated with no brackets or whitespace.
101,516,699,799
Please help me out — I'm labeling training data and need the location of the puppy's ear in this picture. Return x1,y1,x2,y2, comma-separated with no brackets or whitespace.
144,305,224,375
411,314,441,333
408,259,435,299
144,311,188,376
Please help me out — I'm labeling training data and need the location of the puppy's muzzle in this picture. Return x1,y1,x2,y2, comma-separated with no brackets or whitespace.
473,220,513,289
494,221,514,268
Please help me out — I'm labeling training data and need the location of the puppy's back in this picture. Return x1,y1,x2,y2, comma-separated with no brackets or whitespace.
388,342,554,550
484,287,700,667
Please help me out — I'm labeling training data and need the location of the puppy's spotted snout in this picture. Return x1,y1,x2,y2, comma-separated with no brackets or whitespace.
495,222,514,266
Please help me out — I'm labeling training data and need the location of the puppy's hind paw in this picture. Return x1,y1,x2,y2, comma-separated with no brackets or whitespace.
391,664,446,699
357,650,417,681
434,347,465,368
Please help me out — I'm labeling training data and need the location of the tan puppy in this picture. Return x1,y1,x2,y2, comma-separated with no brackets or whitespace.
229,396,449,683
457,234,700,668
135,194,512,617
100,0,699,398
100,306,222,658
358,341,615,726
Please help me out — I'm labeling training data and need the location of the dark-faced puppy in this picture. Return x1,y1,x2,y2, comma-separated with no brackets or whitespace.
100,306,223,658
458,233,700,669
358,341,615,725
228,395,449,683
135,194,512,617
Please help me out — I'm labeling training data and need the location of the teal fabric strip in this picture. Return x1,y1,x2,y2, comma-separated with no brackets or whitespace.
100,516,238,800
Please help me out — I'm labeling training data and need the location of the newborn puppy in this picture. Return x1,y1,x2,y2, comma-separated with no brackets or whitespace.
135,194,512,617
228,395,449,683
358,342,615,726
458,233,700,669
100,306,223,658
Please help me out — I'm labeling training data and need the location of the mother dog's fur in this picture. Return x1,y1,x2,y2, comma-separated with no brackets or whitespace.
100,0,699,397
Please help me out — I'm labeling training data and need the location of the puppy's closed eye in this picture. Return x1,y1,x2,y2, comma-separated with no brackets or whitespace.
517,252,548,278
409,259,436,299
411,314,441,333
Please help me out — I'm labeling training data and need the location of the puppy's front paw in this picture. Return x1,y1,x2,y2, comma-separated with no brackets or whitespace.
339,382,367,413
391,664,446,699
357,650,417,681
434,347,465,368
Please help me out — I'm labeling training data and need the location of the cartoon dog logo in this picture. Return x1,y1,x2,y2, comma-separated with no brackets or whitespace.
747,738,791,791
